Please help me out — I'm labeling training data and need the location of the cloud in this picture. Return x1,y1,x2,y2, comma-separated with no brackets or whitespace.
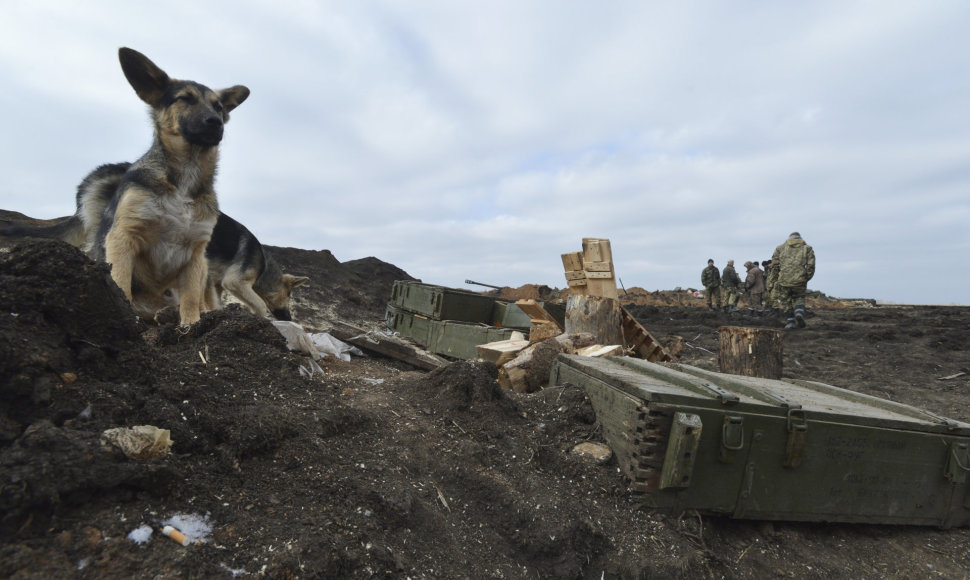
0,0,968,304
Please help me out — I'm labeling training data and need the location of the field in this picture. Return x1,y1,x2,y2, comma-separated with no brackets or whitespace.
1,238,969,578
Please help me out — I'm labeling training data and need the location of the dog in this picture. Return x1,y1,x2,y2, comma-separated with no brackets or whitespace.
3,162,308,322
203,213,309,321
5,48,250,325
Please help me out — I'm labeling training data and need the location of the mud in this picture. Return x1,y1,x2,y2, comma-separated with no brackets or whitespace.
1,238,969,579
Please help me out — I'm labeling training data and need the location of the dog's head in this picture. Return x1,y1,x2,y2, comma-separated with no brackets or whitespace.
118,47,250,149
261,274,310,322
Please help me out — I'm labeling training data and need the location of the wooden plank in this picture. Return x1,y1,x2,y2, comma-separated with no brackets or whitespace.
619,306,672,362
561,251,584,272
515,299,563,328
476,339,530,366
576,344,625,357
583,261,613,272
564,270,587,281
328,320,446,370
582,238,612,263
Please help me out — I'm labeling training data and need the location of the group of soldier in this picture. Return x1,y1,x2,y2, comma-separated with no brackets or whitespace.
701,232,816,330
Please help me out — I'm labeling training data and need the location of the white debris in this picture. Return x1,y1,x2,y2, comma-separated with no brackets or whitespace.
220,563,248,577
272,321,364,361
127,524,154,545
161,513,213,544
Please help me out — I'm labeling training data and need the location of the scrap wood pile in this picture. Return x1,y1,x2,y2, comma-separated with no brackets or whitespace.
385,238,672,393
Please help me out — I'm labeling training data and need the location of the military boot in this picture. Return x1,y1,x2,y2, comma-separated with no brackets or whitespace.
784,317,797,329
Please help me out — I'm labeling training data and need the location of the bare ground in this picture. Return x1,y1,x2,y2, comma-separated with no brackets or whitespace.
1,238,969,579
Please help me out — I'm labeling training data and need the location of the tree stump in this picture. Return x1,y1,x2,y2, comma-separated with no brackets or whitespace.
718,326,783,379
565,294,624,347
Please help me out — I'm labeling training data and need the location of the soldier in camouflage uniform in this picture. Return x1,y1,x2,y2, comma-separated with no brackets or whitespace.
744,260,765,313
701,259,721,311
720,260,742,311
762,259,778,317
767,232,816,329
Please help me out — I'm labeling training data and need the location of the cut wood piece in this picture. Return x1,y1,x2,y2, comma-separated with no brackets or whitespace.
717,325,783,379
582,238,612,264
515,299,563,329
619,306,673,362
576,344,625,358
476,339,530,366
529,321,562,342
498,333,597,392
565,294,625,347
561,251,584,272
583,261,613,272
328,320,446,370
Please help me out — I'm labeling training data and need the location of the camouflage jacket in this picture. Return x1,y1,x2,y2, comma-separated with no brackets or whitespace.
745,266,765,294
701,265,721,288
721,265,742,289
768,237,816,288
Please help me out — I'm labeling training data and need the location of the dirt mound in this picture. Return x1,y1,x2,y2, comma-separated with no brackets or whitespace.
268,246,414,327
487,283,563,302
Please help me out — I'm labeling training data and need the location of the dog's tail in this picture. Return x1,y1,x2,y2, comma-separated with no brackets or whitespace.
0,215,86,248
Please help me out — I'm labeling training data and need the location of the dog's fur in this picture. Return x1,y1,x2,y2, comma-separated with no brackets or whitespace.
203,213,309,321
53,47,246,326
3,162,307,322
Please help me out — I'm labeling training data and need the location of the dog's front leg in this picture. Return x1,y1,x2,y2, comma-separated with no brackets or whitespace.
177,241,210,325
104,228,139,301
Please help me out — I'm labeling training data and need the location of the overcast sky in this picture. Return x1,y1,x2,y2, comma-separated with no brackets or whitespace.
1,1,967,304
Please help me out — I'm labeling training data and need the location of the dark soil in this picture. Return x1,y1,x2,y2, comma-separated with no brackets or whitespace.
1,238,969,579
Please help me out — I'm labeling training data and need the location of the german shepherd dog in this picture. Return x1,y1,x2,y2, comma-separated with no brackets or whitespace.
5,48,249,325
203,212,309,321
3,162,308,322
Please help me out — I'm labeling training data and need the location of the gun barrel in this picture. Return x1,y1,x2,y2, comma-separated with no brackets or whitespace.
464,279,504,290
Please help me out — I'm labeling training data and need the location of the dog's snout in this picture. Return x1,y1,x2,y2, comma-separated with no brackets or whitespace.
272,308,292,321
204,114,223,127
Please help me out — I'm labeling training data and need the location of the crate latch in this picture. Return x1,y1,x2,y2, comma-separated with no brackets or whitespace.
784,408,807,469
945,441,970,484
719,415,744,463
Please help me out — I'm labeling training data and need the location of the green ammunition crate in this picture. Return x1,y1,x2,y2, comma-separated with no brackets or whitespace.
385,305,434,346
428,320,521,360
490,301,533,329
550,354,970,527
390,280,497,323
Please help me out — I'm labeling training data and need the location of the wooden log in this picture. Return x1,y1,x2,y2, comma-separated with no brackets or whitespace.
529,321,562,342
565,294,624,347
717,326,783,379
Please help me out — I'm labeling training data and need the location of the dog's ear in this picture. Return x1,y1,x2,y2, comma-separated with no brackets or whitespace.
284,274,310,290
217,86,250,114
118,47,171,108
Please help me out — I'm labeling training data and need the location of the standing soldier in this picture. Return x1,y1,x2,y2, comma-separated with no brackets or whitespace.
744,260,765,316
767,232,816,329
720,260,742,312
701,259,721,312
762,259,778,317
